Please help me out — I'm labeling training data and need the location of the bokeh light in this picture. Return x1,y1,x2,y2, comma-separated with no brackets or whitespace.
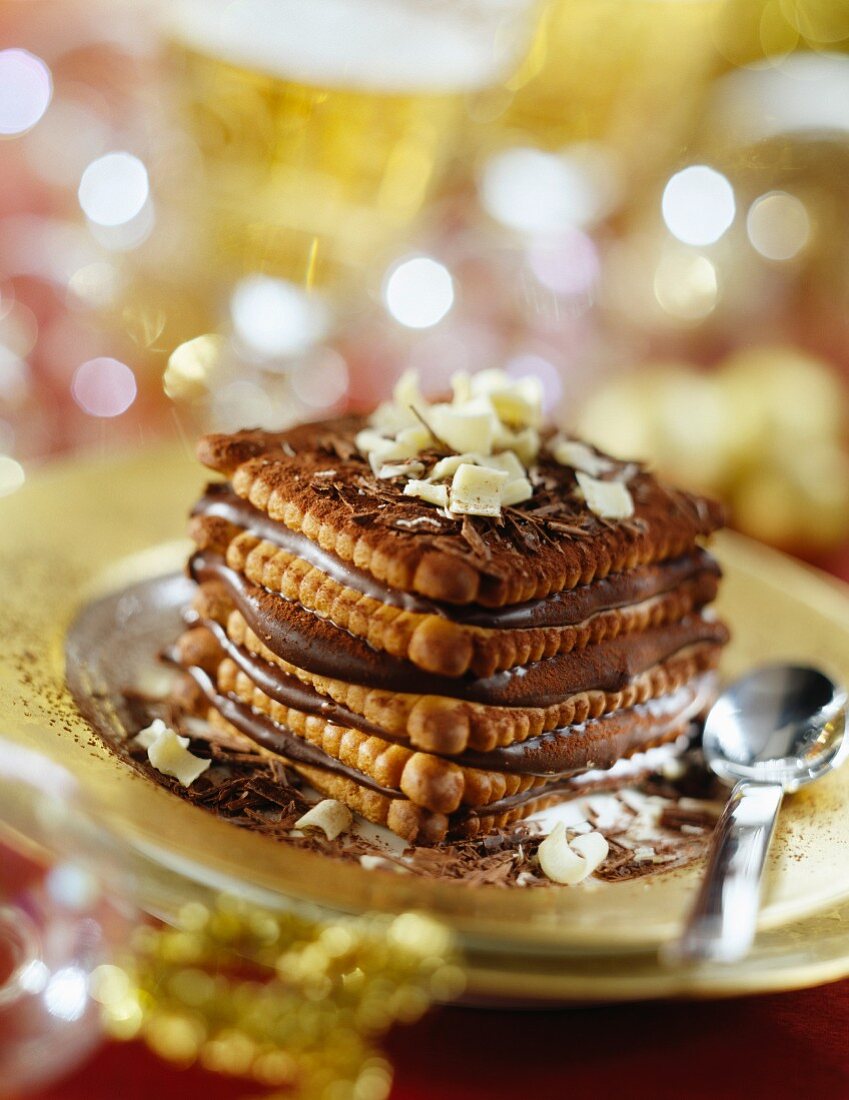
710,55,849,147
782,0,849,45
654,251,718,320
528,229,600,298
231,276,329,358
164,334,226,401
86,198,155,253
0,353,31,407
71,358,137,417
25,98,108,186
383,256,454,329
211,379,277,432
480,147,599,234
78,153,150,227
46,863,100,910
661,166,735,247
505,353,563,414
44,966,88,1022
0,455,25,497
0,49,52,136
746,192,810,261
0,300,38,359
291,349,349,409
67,262,122,310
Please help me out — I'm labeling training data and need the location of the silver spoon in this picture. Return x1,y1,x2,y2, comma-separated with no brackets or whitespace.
663,663,847,966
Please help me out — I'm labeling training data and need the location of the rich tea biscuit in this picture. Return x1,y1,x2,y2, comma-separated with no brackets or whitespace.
188,558,727,708
214,657,703,813
199,704,693,845
196,419,724,607
178,606,724,754
211,524,720,678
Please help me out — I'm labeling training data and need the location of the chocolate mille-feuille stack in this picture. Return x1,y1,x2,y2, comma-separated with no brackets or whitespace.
172,371,728,843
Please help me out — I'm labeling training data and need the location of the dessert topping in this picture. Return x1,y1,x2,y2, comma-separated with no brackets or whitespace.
551,438,614,477
355,369,633,522
403,479,449,508
448,462,508,517
359,854,411,874
574,470,635,520
356,369,546,517
140,721,211,788
377,460,425,480
537,821,609,884
133,717,169,749
293,798,353,841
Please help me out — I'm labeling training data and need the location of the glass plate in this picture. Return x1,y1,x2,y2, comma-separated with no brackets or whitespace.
3,446,849,1003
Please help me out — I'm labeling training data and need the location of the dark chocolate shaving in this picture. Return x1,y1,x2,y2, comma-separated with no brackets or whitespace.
460,515,492,563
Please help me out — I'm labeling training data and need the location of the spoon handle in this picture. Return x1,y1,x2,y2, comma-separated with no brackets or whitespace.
663,779,784,966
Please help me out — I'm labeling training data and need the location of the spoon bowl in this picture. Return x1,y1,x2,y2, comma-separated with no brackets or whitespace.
703,664,847,791
665,663,847,966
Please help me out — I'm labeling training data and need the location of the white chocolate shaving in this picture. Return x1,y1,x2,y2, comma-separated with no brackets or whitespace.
294,799,353,841
370,370,429,432
429,452,478,481
476,449,525,479
501,476,533,506
552,438,614,477
359,855,410,874
449,463,508,517
450,371,473,404
470,370,542,426
355,428,389,454
133,718,169,749
393,369,427,413
396,424,433,451
428,449,525,483
429,401,498,455
497,425,540,466
378,460,424,480
537,822,609,885
485,384,542,428
575,470,634,519
404,479,449,508
146,725,211,788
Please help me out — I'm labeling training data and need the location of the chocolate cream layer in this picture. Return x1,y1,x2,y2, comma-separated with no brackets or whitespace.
178,655,702,795
194,484,720,628
190,552,729,709
195,613,712,777
182,663,398,797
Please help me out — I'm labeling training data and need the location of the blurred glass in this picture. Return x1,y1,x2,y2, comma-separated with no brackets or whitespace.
86,0,540,435
164,0,534,291
0,742,136,1093
486,0,725,185
139,2,536,344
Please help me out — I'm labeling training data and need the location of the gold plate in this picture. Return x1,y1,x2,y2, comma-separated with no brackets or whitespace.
3,445,849,1003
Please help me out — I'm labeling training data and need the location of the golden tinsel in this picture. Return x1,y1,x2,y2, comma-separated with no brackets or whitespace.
89,896,465,1099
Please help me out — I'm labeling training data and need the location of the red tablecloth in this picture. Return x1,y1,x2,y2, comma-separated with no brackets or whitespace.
27,979,849,1099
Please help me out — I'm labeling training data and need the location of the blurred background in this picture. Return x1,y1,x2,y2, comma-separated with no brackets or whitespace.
3,0,849,573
